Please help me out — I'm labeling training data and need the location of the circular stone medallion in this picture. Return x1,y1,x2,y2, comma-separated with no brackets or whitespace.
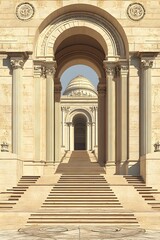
127,3,145,21
16,2,35,21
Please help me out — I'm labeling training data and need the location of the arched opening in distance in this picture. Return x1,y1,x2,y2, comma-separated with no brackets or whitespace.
73,114,87,150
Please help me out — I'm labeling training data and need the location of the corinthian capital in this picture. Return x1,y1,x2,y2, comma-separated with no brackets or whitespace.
103,60,117,76
141,59,153,69
10,58,24,69
45,66,56,76
44,61,57,77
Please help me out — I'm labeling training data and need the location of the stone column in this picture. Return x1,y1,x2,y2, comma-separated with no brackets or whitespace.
97,83,106,164
140,59,153,156
34,62,45,161
45,62,56,162
87,123,91,151
10,55,25,156
70,123,74,151
92,122,95,151
66,123,70,150
55,83,62,162
68,122,74,151
61,107,65,148
95,106,98,147
104,62,116,165
116,63,128,173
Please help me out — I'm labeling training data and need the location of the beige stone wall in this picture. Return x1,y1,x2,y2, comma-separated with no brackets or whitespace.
0,54,12,151
152,55,160,148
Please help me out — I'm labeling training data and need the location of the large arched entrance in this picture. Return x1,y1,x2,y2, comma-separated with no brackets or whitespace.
34,4,129,174
73,114,87,150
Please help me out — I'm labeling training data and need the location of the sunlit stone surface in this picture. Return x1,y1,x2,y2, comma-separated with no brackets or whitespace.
0,226,160,240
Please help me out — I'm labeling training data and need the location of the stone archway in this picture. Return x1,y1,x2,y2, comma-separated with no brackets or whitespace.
34,5,129,174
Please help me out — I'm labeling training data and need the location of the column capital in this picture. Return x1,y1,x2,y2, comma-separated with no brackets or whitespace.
137,52,158,69
97,83,106,95
44,61,57,77
33,60,45,77
9,52,29,69
103,60,117,76
141,59,153,69
10,58,25,69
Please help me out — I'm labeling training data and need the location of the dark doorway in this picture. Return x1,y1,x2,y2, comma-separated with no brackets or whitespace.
73,114,87,150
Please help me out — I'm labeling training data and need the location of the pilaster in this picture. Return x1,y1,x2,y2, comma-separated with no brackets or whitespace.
9,53,26,156
116,62,128,174
54,82,62,162
33,61,45,161
45,61,56,162
103,61,116,166
140,58,153,156
97,82,106,164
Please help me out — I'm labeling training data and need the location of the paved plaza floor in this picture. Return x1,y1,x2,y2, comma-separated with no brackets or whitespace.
0,226,160,240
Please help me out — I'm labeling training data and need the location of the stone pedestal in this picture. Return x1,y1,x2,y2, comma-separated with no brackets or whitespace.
140,153,160,187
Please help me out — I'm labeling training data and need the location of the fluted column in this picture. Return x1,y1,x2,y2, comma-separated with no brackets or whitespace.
97,83,106,164
140,59,153,156
10,55,25,155
104,61,116,164
116,63,128,170
55,83,62,162
45,62,56,162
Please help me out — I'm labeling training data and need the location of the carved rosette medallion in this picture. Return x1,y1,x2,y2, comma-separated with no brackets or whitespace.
127,3,145,21
16,2,35,21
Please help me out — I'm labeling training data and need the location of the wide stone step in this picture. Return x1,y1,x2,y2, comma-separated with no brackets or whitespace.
42,204,122,208
55,183,110,186
45,199,119,202
49,191,116,194
47,196,118,199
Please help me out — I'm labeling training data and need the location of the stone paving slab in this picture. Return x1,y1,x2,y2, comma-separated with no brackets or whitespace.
0,226,160,240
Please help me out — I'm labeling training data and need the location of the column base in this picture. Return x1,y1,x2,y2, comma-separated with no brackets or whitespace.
140,152,160,188
126,159,140,176
105,161,116,175
115,161,128,175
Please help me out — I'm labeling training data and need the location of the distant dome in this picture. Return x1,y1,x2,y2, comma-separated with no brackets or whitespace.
63,75,97,97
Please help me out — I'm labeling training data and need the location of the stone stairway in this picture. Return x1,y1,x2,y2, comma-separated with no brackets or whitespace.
0,176,40,209
27,151,139,226
124,176,160,210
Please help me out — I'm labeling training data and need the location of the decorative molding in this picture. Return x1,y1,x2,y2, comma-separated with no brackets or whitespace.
16,2,35,21
67,90,96,97
36,12,126,58
127,3,145,21
1,142,9,152
61,106,70,113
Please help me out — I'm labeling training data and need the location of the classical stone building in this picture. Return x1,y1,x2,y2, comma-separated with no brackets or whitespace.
0,0,160,231
61,75,98,153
